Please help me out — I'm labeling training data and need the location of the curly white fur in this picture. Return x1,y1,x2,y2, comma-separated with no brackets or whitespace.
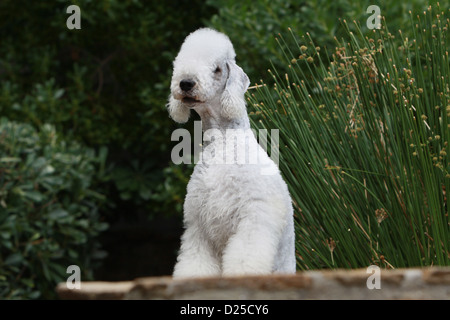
168,28,296,278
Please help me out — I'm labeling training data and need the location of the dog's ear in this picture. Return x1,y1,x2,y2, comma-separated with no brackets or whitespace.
221,60,250,120
167,94,190,123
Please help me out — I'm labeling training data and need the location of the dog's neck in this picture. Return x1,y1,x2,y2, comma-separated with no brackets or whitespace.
192,99,260,166
193,100,250,132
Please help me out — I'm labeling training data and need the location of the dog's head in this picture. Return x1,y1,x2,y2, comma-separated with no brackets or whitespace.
168,28,250,123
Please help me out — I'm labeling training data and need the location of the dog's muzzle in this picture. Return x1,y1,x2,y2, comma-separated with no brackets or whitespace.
178,79,202,104
180,79,196,92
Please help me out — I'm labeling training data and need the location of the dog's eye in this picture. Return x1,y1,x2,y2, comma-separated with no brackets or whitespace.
214,66,222,74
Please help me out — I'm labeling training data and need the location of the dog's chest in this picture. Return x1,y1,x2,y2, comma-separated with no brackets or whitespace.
185,164,245,248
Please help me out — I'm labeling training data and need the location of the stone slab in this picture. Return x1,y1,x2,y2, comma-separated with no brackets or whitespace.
56,267,450,300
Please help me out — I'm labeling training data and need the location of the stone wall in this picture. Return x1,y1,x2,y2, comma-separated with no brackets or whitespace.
56,267,450,300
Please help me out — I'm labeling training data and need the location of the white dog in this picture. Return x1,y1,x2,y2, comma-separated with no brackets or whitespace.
168,28,296,278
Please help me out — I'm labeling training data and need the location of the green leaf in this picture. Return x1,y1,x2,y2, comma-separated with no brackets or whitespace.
39,165,55,176
0,232,11,240
24,191,44,203
21,278,34,288
5,253,23,266
48,208,69,219
28,291,41,299
96,222,109,231
29,232,41,241
53,88,64,99
119,192,131,200
139,186,152,200
41,262,51,280
0,157,21,163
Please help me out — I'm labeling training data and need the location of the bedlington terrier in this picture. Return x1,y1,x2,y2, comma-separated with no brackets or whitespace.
168,28,296,278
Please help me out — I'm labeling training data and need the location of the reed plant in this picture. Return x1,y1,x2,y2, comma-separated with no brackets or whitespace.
249,5,449,269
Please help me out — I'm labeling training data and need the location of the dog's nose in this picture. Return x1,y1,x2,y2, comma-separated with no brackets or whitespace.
180,79,196,92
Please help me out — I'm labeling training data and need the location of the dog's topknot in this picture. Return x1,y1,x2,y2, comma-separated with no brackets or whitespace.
175,28,236,65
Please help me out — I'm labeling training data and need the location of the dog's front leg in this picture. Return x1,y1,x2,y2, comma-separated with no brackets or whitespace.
221,204,286,276
173,225,221,278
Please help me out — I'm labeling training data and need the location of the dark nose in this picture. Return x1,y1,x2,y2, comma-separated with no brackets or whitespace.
180,79,196,92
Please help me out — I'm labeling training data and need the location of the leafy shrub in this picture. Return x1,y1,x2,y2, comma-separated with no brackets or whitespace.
249,5,449,269
0,0,216,218
0,118,108,299
0,1,218,298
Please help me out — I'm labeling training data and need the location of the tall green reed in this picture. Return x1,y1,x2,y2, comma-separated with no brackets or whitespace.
249,5,449,269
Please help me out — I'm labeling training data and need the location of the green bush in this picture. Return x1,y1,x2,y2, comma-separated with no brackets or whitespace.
0,0,216,218
0,1,217,298
249,5,449,269
0,118,108,299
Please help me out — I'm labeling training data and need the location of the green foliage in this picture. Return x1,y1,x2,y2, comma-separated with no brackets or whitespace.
0,118,108,299
249,5,449,269
0,0,215,217
0,0,215,299
207,0,440,85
